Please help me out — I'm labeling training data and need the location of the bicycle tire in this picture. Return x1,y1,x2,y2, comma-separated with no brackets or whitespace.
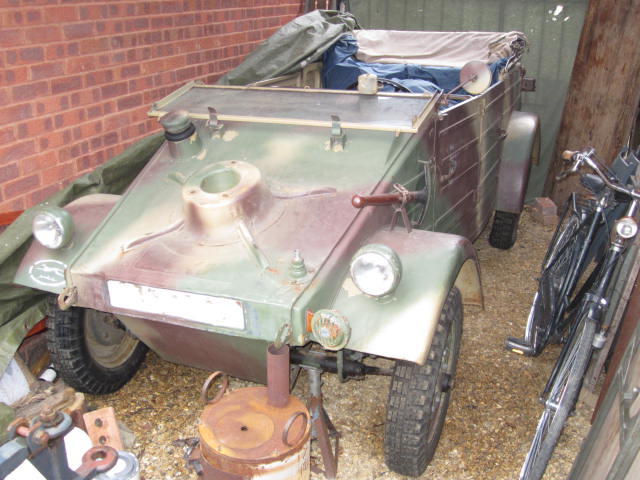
519,316,596,480
521,200,585,354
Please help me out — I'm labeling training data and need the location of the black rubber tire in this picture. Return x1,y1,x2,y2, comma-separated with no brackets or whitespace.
520,317,596,480
384,287,463,477
489,210,520,249
47,300,148,394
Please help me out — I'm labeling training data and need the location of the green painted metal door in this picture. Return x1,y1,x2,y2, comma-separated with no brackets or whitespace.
348,0,588,199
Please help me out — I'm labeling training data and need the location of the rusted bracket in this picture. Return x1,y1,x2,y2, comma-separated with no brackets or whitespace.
330,115,346,151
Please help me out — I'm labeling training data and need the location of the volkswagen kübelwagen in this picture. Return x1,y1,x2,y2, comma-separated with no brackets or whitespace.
15,22,539,476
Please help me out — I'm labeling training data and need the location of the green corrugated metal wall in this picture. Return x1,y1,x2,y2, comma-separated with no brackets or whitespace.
349,0,588,198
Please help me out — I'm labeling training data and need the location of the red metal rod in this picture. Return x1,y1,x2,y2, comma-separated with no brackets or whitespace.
351,191,425,208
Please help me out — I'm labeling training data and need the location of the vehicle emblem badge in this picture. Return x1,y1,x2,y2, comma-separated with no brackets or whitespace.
29,259,67,287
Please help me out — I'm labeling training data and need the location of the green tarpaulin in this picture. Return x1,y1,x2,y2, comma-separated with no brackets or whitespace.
218,10,356,85
0,134,164,376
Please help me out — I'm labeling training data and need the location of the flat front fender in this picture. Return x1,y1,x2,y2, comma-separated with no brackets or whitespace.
496,111,540,214
333,228,482,366
14,194,120,294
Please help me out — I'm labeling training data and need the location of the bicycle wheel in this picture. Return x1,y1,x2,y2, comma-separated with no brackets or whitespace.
519,316,596,480
507,198,586,356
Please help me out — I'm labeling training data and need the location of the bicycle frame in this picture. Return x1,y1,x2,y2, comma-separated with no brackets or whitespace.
542,197,639,398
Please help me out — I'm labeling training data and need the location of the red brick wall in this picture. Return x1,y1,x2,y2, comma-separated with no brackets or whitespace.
0,0,303,213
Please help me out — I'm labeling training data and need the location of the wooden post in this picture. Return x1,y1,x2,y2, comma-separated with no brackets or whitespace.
545,0,640,205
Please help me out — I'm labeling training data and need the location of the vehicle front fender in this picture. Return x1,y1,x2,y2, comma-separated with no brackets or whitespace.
496,111,540,214
333,228,482,366
14,194,120,294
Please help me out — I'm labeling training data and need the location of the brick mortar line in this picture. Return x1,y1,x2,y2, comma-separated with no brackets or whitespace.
2,46,260,126
2,29,282,80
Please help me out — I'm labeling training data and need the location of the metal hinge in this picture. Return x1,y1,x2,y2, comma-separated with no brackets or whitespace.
521,77,536,92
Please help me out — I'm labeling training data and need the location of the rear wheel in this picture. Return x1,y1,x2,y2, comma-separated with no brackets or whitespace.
489,210,520,249
507,197,586,356
384,287,462,477
47,301,147,394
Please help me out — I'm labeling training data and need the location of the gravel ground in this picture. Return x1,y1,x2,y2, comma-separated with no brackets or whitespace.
88,209,592,479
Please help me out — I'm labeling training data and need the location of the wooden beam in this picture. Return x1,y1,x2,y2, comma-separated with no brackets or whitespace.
545,0,640,204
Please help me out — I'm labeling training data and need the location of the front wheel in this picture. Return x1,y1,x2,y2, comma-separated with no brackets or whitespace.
384,287,462,477
47,301,148,394
519,317,596,480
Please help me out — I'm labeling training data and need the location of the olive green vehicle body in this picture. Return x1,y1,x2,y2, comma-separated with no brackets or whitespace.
15,59,538,383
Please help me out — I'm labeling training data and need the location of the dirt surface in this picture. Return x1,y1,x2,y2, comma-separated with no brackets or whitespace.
88,209,592,479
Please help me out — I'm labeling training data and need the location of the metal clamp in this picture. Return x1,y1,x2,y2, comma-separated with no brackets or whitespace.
389,183,413,233
201,371,229,405
330,115,346,151
207,106,224,132
274,323,292,350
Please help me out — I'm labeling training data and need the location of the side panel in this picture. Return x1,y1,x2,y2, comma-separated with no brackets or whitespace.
116,314,269,383
332,228,482,365
496,111,540,214
432,95,483,238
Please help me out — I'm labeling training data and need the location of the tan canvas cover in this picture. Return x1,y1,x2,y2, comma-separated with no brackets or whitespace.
353,30,526,68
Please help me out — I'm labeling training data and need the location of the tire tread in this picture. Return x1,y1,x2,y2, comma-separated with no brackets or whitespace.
47,299,147,395
384,288,463,477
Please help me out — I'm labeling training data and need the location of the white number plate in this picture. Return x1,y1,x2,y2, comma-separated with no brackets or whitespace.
107,280,244,329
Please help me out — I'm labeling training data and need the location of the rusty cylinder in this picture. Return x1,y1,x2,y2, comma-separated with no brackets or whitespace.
267,343,290,408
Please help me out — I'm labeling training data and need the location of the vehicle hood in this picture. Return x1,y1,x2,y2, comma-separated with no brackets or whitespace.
67,121,405,313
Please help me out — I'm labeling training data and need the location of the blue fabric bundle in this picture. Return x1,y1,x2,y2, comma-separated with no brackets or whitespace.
322,34,508,95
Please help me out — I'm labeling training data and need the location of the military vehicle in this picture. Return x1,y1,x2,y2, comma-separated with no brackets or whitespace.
15,25,538,476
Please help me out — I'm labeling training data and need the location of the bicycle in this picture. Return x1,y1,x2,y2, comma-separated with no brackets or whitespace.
518,147,640,480
506,147,640,357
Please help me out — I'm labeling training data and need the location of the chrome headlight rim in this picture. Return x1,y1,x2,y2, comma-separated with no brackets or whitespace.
349,243,402,298
32,207,74,249
615,216,638,239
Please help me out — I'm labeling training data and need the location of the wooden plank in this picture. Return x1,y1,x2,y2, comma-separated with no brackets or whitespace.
592,267,640,419
545,0,640,204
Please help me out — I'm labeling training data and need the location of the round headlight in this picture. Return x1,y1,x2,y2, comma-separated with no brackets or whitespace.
349,244,402,297
32,208,74,249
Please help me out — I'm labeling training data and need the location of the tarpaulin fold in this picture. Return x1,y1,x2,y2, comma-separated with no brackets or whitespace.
218,10,357,85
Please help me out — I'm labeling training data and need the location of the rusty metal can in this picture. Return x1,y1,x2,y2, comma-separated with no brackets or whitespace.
198,385,310,480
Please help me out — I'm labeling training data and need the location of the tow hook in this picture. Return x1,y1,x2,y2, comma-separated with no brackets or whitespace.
57,286,78,310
